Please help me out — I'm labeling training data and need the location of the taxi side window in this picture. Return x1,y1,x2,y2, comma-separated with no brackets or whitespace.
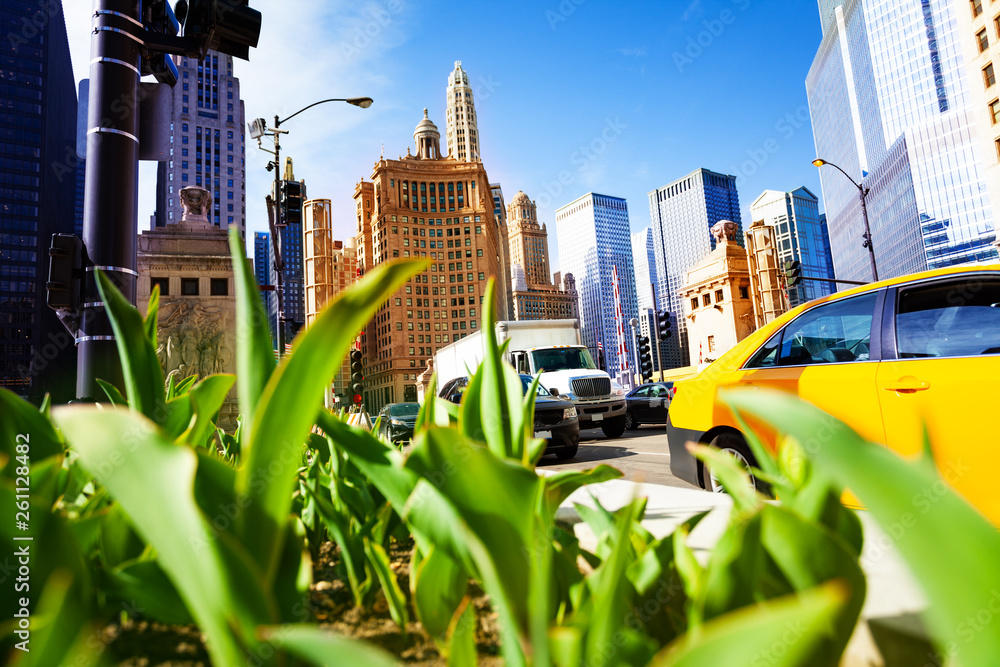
776,293,878,366
745,331,782,368
896,279,1000,358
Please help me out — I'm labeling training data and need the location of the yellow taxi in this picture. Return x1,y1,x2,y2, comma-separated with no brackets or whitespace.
666,264,1000,524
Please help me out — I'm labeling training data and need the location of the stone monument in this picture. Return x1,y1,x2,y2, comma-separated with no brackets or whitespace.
137,186,239,430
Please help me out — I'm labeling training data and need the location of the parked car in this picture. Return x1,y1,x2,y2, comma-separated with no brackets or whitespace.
624,382,674,429
667,265,1000,525
375,402,420,444
439,374,581,459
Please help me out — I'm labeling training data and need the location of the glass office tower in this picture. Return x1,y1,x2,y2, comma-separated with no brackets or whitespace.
750,187,836,307
554,193,638,382
807,0,996,282
648,168,743,369
0,0,78,402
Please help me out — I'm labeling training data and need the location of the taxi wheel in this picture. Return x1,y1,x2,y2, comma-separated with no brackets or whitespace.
706,433,770,496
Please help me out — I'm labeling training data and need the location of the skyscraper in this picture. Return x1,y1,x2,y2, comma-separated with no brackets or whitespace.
750,187,836,307
648,168,742,369
253,230,272,316
490,182,513,320
807,0,997,282
353,109,504,412
0,0,78,402
554,193,638,381
151,50,247,236
270,159,306,347
445,61,479,162
955,0,1000,224
630,227,660,311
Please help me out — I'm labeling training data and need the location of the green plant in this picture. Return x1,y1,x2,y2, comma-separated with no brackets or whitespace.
723,388,1000,667
46,229,426,665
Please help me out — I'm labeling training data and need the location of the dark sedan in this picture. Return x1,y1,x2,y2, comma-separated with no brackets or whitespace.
375,402,420,444
439,374,581,459
624,382,674,430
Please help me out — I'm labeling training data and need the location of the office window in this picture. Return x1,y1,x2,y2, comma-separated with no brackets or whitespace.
715,289,724,302
740,286,749,299
972,0,983,17
985,62,996,89
702,294,711,307
991,98,1000,124
181,278,199,295
151,277,169,296
978,28,990,53
210,278,228,296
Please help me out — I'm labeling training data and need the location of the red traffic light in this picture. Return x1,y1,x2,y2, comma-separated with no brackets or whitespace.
353,393,363,404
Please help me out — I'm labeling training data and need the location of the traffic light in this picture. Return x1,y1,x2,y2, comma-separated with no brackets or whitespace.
47,234,83,311
657,310,672,341
142,1,180,86
174,0,262,61
282,180,303,226
784,260,802,287
350,349,364,405
637,335,653,382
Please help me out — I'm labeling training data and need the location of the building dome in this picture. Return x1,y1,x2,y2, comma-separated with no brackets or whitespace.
413,108,441,159
511,191,531,206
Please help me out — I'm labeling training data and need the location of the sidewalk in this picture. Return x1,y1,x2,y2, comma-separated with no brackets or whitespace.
546,475,934,667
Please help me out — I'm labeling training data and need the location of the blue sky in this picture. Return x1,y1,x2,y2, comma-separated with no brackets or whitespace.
65,0,825,273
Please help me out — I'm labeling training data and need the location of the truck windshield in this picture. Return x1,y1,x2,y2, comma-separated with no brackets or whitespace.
531,348,598,372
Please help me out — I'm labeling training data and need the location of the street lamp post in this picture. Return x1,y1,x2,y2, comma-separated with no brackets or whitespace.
813,158,879,282
250,97,373,355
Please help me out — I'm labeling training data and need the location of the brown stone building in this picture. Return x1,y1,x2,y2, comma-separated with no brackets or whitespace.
137,186,238,429
353,110,503,410
680,220,755,369
507,191,580,322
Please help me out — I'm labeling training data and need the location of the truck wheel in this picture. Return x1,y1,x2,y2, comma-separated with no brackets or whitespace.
555,444,579,460
600,415,626,439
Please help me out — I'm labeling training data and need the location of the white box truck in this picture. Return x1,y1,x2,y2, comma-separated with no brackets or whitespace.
430,319,628,438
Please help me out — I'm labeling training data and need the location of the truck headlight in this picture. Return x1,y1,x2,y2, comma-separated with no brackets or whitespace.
563,406,577,420
611,381,626,396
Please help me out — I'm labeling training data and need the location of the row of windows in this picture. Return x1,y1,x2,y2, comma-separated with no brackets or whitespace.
150,277,228,296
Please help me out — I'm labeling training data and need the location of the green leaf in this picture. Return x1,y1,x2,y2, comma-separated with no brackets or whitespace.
650,581,847,666
237,258,427,583
542,465,623,518
144,282,160,350
96,379,129,406
22,570,110,667
95,270,165,422
0,388,64,467
363,537,409,629
106,560,194,625
52,407,248,665
690,443,762,513
412,544,468,641
229,227,277,443
178,373,235,447
723,387,1000,667
447,598,478,667
256,625,399,667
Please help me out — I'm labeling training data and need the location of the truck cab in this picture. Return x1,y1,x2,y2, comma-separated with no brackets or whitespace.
509,343,627,438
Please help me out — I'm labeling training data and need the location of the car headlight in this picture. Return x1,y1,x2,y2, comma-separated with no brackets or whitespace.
563,406,577,420
391,419,406,427
611,381,626,397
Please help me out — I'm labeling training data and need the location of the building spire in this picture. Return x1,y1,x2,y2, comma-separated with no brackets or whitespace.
445,60,480,162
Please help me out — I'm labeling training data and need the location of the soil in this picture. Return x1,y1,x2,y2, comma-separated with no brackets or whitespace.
102,539,504,666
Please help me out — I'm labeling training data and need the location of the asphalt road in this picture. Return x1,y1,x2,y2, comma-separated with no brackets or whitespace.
537,424,701,490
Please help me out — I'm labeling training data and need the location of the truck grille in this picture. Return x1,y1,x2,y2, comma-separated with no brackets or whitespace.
571,377,611,398
534,408,564,428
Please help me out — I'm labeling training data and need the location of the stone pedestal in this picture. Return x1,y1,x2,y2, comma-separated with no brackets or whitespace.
137,187,239,430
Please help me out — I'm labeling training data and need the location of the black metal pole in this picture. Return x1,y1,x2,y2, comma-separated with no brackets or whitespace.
272,114,286,355
77,0,142,400
860,187,879,282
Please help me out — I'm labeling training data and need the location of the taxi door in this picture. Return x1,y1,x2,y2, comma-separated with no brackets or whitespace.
876,275,1000,524
736,290,888,447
